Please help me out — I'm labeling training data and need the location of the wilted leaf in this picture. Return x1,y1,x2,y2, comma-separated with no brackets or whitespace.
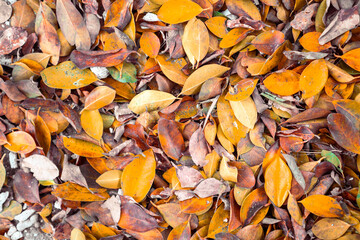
128,90,176,114
40,61,97,89
264,157,292,207
312,218,350,239
158,118,185,161
181,64,229,95
182,17,209,67
63,136,104,157
157,0,203,24
4,131,36,154
96,170,122,189
300,195,344,217
121,149,156,202
56,0,91,50
52,182,109,201
22,154,59,181
299,59,328,99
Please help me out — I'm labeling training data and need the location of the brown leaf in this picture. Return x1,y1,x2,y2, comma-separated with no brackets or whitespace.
70,49,136,69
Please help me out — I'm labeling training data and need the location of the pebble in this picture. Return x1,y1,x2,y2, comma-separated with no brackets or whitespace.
0,191,9,212
14,209,35,222
16,214,38,232
7,226,16,236
10,231,23,240
90,67,109,79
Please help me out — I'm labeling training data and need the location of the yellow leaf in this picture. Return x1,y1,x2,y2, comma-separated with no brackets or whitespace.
230,97,257,129
40,61,97,89
312,218,350,240
0,159,5,191
121,149,156,202
182,18,209,67
181,64,229,95
219,156,238,182
96,170,122,189
83,86,116,111
4,131,36,154
128,90,176,114
226,0,261,21
63,136,104,158
263,70,300,96
91,222,116,239
207,203,230,238
203,150,221,178
81,110,103,141
156,202,190,228
140,32,160,58
52,182,109,201
300,195,345,217
299,59,328,99
264,157,292,207
168,221,191,240
71,228,86,240
217,95,248,145
340,48,360,71
155,55,188,85
157,0,203,24
205,16,228,38
287,192,303,226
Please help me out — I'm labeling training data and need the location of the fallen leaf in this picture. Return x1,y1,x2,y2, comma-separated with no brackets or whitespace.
22,154,59,181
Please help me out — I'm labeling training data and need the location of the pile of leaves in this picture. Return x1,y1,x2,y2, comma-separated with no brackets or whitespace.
1,0,360,239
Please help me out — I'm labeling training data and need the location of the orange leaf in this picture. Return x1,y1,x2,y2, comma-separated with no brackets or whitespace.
300,195,344,217
121,149,156,202
299,59,328,99
140,32,160,58
4,131,36,154
299,32,332,52
264,157,292,207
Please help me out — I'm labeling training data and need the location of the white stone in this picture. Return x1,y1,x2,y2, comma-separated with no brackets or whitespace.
10,231,23,240
14,209,35,222
90,67,109,79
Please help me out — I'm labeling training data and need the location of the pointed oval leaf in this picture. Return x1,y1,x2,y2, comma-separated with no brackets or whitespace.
340,48,360,71
4,131,36,154
181,64,229,95
40,61,97,89
81,110,103,141
158,118,185,161
300,195,344,217
312,218,350,239
84,86,116,111
299,59,328,99
128,90,176,114
155,55,188,85
217,95,248,145
121,149,156,202
182,17,209,66
96,170,122,189
264,157,292,207
230,97,258,129
63,136,104,157
157,0,203,24
263,70,300,96
140,32,160,58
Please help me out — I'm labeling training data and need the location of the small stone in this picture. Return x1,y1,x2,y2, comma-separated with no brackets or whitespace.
10,231,23,240
14,209,35,222
7,226,17,236
16,214,38,232
0,191,9,212
90,67,109,79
